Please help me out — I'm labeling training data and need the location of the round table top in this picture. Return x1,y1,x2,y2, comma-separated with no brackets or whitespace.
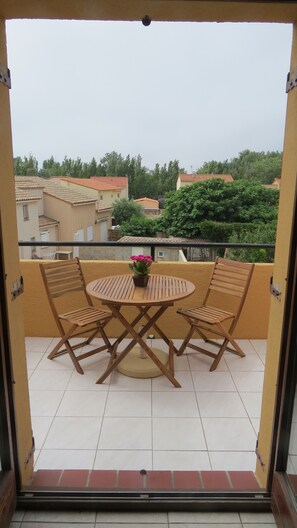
87,274,195,306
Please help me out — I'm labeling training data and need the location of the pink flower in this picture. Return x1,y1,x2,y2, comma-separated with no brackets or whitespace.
129,255,153,275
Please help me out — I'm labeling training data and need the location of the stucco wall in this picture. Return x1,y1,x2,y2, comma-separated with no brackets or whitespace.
21,260,272,340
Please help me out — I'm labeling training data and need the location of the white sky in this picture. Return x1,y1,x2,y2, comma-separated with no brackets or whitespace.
6,19,293,173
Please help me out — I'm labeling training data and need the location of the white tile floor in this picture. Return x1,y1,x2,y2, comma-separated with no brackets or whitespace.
10,509,277,527
25,337,266,473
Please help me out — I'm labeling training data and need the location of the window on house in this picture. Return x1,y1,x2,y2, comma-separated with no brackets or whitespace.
23,204,29,221
87,225,94,241
157,250,165,258
40,231,49,248
100,195,103,200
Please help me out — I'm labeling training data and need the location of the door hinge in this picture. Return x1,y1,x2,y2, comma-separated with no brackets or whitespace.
286,68,297,93
24,436,35,466
270,276,281,301
11,275,24,300
255,436,265,468
0,64,11,88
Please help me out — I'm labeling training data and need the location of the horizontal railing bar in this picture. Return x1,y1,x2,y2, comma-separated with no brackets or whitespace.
18,241,275,249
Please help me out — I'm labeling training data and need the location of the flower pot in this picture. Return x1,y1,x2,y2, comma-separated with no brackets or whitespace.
132,274,149,287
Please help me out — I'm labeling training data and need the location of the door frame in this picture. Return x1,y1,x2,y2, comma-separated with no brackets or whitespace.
270,185,297,527
0,213,18,527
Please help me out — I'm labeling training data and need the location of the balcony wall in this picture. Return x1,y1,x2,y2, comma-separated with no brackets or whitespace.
21,260,272,339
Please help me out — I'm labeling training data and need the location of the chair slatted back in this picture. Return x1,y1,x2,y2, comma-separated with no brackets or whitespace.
204,257,254,318
40,258,92,320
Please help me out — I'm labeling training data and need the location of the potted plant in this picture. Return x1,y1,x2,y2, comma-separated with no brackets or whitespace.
129,254,153,287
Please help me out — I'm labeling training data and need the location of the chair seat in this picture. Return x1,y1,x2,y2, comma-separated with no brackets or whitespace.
177,305,235,325
176,257,254,371
60,307,112,327
40,258,114,375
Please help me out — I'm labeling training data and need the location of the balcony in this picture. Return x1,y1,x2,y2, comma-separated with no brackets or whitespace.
21,258,271,479
26,336,266,475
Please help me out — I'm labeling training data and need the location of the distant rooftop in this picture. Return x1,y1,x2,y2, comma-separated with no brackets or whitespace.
90,176,128,190
178,173,234,183
60,177,122,192
39,215,59,228
118,236,210,244
44,179,97,205
134,197,159,204
15,188,40,203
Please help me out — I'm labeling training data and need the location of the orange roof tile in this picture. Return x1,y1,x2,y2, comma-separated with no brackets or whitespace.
179,173,233,183
90,176,128,189
134,197,159,204
59,177,121,191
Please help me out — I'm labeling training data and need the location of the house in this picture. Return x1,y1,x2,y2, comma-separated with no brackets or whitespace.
58,176,124,208
90,176,129,199
133,197,161,217
15,177,59,259
176,173,234,190
14,176,113,258
264,178,282,190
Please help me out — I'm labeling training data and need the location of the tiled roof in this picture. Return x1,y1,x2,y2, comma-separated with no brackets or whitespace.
39,215,59,228
178,173,234,183
134,197,159,204
60,177,121,191
118,236,210,244
90,176,128,189
15,188,40,202
15,176,46,189
44,180,97,205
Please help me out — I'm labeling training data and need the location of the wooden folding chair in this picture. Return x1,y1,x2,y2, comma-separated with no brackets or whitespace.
40,258,114,374
176,257,254,371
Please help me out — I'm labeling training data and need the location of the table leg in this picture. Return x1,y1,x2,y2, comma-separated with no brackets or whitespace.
139,307,178,354
96,305,181,388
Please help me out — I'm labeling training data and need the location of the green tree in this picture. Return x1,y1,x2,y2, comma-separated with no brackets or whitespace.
197,159,230,174
196,150,282,185
112,198,144,225
159,179,279,238
226,222,276,263
120,216,158,237
14,154,38,175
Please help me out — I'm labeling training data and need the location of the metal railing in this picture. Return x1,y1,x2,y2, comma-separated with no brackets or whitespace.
19,240,275,261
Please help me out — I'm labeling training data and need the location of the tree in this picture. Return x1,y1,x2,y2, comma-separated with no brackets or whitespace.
112,198,144,225
196,150,282,184
120,216,158,237
197,159,230,175
226,222,276,263
158,179,279,238
14,154,38,175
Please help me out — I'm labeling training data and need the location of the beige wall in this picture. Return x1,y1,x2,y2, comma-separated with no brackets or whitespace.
16,201,40,259
21,260,272,341
43,194,95,242
80,245,181,262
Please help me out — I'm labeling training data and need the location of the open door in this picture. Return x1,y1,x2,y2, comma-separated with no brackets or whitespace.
0,217,17,527
271,187,297,528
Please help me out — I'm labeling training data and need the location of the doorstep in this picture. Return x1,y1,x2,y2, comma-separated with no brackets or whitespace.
25,469,262,492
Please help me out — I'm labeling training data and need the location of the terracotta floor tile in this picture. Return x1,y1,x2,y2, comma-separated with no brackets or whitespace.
173,470,202,490
201,470,231,490
88,470,117,489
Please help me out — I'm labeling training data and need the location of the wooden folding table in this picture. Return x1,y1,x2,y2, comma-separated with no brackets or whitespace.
86,274,195,388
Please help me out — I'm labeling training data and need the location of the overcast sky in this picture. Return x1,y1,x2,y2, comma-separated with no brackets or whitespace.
5,19,293,173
